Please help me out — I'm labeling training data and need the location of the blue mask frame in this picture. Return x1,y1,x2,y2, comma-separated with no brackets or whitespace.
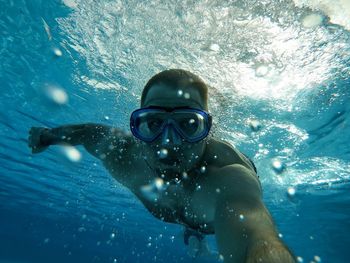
130,107,212,143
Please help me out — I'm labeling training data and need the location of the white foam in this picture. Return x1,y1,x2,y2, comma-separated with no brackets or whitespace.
302,13,324,28
62,0,78,9
294,0,350,30
57,0,350,112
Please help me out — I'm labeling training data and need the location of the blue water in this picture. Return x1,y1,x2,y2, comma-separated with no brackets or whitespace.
1,0,350,262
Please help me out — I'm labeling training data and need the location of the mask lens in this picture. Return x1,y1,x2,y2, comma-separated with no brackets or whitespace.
132,110,166,141
173,111,209,141
131,108,211,143
174,112,205,138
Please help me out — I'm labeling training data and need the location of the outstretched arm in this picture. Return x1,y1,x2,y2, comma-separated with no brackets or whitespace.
213,165,295,263
28,124,126,159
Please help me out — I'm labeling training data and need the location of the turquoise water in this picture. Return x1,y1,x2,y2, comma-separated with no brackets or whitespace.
1,0,350,262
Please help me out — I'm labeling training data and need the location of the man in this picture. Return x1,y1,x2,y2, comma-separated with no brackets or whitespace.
28,69,295,263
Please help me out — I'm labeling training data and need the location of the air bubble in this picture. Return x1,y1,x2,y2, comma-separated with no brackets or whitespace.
62,146,82,162
53,47,63,57
314,255,321,262
110,233,116,239
209,43,220,52
140,178,165,201
184,92,190,99
157,149,168,159
177,90,183,96
45,85,68,105
154,178,164,190
255,65,269,77
78,227,86,232
287,187,296,197
302,13,323,28
271,158,286,174
239,214,245,221
200,166,206,173
248,119,262,132
296,256,303,263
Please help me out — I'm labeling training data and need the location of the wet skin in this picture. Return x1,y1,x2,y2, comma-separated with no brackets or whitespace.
140,83,208,177
28,83,295,263
129,83,257,232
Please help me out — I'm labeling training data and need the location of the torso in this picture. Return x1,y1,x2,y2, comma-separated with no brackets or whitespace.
103,137,257,234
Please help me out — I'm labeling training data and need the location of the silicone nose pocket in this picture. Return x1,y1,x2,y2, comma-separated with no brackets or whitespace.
161,124,182,145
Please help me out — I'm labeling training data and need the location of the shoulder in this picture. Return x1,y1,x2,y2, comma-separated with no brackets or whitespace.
193,163,262,210
189,163,262,222
98,128,137,164
204,138,256,174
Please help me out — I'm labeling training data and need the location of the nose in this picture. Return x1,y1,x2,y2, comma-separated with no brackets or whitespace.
161,124,182,145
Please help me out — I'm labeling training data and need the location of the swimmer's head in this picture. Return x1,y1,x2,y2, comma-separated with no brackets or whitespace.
138,69,210,175
141,69,208,110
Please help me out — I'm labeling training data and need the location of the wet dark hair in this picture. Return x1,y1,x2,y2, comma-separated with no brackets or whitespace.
141,69,208,110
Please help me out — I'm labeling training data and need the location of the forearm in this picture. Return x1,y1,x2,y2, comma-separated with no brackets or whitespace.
214,196,295,263
216,219,295,263
246,238,295,263
40,124,110,147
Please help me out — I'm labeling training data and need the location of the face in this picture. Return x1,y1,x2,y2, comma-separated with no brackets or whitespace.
140,83,208,176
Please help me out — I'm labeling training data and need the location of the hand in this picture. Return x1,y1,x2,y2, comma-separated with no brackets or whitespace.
28,127,50,153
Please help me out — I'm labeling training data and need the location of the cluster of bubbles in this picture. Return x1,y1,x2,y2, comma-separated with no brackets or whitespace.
248,118,295,197
140,178,166,202
40,19,87,166
177,89,191,99
41,18,70,108
157,148,168,159
296,255,322,263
